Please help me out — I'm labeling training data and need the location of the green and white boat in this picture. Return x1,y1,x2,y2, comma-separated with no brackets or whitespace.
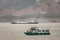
24,27,50,35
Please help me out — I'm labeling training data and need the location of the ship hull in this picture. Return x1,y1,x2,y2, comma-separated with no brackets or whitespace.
11,22,38,24
24,32,50,35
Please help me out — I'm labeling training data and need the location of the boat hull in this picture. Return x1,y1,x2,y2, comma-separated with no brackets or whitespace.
24,32,50,35
11,22,38,24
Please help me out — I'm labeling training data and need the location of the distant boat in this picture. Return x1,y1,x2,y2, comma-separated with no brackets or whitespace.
50,20,57,22
24,27,50,35
40,12,47,14
11,21,38,24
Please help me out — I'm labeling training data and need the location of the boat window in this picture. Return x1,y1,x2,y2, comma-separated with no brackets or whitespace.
37,29,41,32
42,30,45,32
46,30,49,32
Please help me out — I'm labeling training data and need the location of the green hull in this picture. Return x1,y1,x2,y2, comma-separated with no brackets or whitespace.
24,32,50,35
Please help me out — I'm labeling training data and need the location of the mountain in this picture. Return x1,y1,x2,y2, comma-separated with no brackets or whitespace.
0,0,60,22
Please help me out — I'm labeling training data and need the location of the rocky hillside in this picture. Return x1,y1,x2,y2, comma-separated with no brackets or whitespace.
0,0,60,22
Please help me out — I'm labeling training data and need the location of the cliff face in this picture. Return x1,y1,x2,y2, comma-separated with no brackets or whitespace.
0,0,60,22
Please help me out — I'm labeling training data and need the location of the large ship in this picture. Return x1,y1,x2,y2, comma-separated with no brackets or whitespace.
11,21,38,24
24,27,50,35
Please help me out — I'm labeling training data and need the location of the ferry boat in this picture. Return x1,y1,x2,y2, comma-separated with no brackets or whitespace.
24,27,50,35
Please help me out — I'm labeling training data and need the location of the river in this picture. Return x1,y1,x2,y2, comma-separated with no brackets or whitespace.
0,23,60,40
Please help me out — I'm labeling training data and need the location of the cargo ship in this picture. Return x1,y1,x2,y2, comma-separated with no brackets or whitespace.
11,21,38,24
24,27,50,35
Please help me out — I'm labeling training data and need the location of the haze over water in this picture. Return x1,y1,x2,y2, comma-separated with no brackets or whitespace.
0,23,60,40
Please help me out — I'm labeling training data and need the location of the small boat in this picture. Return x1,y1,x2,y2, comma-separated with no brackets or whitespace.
24,27,50,35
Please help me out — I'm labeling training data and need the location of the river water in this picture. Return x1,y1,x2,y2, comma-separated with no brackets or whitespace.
0,23,60,40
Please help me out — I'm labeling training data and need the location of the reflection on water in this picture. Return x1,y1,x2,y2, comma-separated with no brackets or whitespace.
0,23,60,40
